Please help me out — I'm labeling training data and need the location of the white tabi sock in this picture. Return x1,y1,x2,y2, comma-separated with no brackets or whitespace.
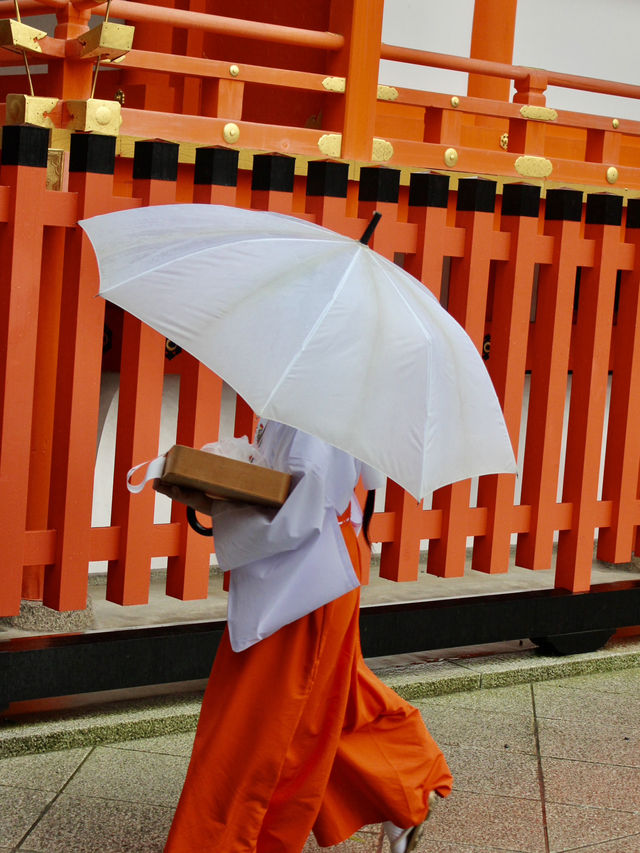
382,821,405,842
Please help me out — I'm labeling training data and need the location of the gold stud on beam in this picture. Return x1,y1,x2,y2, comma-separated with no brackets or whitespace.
222,123,240,144
444,148,458,167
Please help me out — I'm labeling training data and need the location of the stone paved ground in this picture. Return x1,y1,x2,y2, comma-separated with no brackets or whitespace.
2,641,640,852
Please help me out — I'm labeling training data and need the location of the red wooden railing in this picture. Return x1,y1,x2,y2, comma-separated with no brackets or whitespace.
0,0,639,619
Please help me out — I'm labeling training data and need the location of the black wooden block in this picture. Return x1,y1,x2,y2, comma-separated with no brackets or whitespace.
1,124,50,168
306,160,349,198
627,198,640,229
585,192,623,226
358,167,400,203
501,183,541,218
457,177,497,213
69,133,116,175
251,154,295,192
408,172,449,208
133,140,179,181
194,146,239,186
545,188,583,222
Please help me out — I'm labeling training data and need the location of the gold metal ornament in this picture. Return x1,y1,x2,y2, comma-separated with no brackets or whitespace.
612,118,620,129
46,149,65,192
514,155,553,178
519,105,558,122
222,123,240,144
377,85,398,101
65,98,122,135
322,77,346,93
317,133,342,158
500,133,509,150
77,22,134,59
372,138,394,161
0,19,46,53
5,93,57,127
229,64,240,77
451,96,460,108
606,166,619,184
444,148,458,167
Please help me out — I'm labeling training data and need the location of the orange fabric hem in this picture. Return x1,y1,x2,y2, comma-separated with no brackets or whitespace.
164,516,452,853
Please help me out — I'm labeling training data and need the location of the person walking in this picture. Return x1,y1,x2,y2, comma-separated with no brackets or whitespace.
157,420,452,852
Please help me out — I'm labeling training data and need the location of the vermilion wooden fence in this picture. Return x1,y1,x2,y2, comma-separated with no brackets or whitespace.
1,123,640,621
1,0,640,637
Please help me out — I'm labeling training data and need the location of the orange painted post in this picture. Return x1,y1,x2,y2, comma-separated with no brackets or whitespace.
357,167,415,261
24,226,66,600
327,0,384,162
304,160,353,235
45,134,127,611
380,481,424,583
118,0,176,111
166,356,223,600
231,152,301,443
354,167,422,583
404,172,451,299
515,190,587,575
172,0,207,116
304,159,379,582
472,184,544,574
512,70,549,107
48,3,94,99
598,199,640,563
0,126,51,616
427,178,498,579
556,194,628,591
250,153,297,216
423,104,462,151
192,146,239,206
107,140,178,605
467,0,518,101
201,78,245,121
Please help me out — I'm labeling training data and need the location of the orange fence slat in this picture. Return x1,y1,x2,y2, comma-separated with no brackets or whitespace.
0,127,51,615
24,226,66,600
597,204,640,563
166,359,223,601
44,135,129,612
427,179,497,579
555,195,632,591
472,184,541,575
108,313,166,605
515,192,585,576
106,140,179,605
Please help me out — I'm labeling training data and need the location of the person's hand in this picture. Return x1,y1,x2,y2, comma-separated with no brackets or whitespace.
153,480,214,515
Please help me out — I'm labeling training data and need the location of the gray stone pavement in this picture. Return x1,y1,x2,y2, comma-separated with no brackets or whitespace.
1,637,640,853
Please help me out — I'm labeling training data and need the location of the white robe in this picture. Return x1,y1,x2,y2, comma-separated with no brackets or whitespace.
211,421,384,652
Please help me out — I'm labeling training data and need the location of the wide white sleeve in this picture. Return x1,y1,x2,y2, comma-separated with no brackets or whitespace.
211,466,327,571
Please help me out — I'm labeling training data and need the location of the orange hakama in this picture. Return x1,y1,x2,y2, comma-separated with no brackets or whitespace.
165,518,452,852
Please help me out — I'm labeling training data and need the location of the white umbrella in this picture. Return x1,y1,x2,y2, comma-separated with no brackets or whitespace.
80,203,516,499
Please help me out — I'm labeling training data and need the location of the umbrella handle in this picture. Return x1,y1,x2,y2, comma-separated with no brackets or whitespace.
186,505,213,537
359,211,382,245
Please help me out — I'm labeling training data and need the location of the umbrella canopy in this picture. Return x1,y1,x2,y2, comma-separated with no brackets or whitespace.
80,204,516,499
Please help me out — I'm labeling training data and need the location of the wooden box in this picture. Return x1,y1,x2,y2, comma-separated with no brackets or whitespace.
160,445,291,507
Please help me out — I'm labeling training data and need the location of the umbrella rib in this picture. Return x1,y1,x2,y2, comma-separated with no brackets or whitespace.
98,235,348,295
261,249,363,412
371,253,435,496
